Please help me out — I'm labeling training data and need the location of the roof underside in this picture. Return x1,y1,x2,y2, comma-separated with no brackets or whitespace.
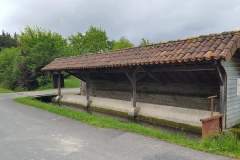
42,30,240,71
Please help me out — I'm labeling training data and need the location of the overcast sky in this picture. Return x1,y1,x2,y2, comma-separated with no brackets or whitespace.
1,0,240,44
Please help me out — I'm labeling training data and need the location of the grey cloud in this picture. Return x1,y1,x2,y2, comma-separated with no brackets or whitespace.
1,0,240,44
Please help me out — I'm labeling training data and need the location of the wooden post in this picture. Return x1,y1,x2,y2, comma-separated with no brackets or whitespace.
85,74,90,109
125,70,140,117
217,64,227,128
220,84,224,113
125,71,137,108
132,72,136,108
57,72,62,97
216,66,224,113
80,80,81,95
208,95,217,117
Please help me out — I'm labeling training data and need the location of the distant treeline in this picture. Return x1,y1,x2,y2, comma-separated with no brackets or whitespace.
0,26,151,90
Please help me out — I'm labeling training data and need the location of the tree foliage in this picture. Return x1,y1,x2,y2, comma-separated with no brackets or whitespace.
112,37,134,50
18,26,67,89
81,26,110,53
0,25,136,90
68,26,112,55
0,48,21,89
19,27,67,70
139,38,151,47
0,31,17,51
68,32,84,55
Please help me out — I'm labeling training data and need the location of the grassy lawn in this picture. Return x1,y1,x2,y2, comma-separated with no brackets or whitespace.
37,76,80,90
0,76,80,92
64,76,80,88
15,97,240,158
0,87,13,93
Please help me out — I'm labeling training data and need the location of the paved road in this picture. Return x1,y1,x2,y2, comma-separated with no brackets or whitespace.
0,91,232,160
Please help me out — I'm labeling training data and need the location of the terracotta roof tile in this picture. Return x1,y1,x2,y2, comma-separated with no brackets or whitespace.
42,30,240,71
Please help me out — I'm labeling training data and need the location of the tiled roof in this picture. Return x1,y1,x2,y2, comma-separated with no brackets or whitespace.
42,30,240,71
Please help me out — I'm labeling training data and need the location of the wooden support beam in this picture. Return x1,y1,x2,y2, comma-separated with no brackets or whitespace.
151,65,216,73
216,66,224,85
85,73,91,109
66,71,87,82
79,81,81,94
219,69,226,128
147,72,162,82
125,71,137,108
218,63,227,128
216,65,225,112
220,84,224,113
132,72,137,108
208,95,217,116
57,72,62,97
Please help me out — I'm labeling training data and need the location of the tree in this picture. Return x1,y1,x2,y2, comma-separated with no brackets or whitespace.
81,26,110,53
139,38,151,47
68,32,84,55
17,26,67,90
0,48,21,89
0,31,18,51
112,37,134,50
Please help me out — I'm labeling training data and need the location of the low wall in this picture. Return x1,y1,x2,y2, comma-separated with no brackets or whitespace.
58,95,221,134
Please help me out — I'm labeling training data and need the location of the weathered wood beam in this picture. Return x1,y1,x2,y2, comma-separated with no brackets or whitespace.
131,74,137,108
68,71,91,108
85,73,91,109
147,72,162,83
66,71,87,82
124,71,137,108
57,72,62,97
218,63,227,128
153,68,216,72
65,65,217,78
218,66,226,112
216,66,224,85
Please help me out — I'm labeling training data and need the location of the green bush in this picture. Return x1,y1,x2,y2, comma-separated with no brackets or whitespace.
0,48,21,89
17,26,68,90
0,25,135,90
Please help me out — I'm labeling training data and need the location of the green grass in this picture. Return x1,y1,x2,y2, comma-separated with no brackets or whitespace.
15,97,240,158
0,87,13,93
64,76,80,88
37,76,80,90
